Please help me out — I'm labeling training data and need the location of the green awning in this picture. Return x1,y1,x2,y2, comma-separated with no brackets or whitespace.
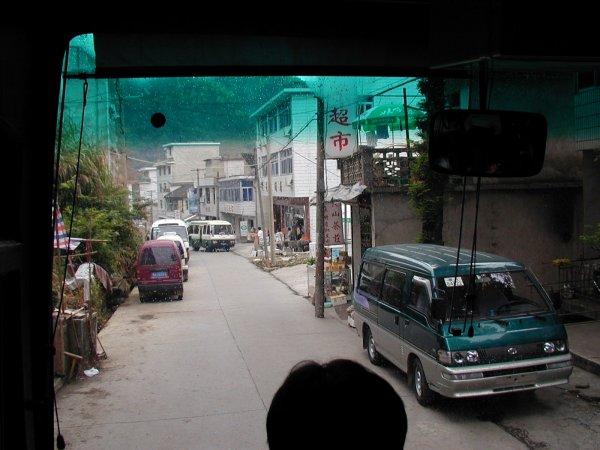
353,104,424,132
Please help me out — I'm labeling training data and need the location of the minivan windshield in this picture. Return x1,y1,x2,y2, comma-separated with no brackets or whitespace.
436,270,550,319
213,225,233,235
151,225,188,242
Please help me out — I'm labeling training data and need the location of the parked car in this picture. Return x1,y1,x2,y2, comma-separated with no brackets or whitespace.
157,233,189,281
353,244,572,406
136,240,183,302
149,219,190,262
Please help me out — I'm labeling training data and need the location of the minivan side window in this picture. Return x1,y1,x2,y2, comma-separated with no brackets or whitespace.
382,270,406,309
409,276,432,315
358,262,386,298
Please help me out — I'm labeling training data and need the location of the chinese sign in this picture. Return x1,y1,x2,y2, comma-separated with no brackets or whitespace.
325,106,357,158
324,202,343,246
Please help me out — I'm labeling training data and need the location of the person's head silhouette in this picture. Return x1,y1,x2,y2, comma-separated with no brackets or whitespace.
266,359,407,449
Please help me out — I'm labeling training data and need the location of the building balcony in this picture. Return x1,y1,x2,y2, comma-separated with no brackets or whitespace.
339,145,412,191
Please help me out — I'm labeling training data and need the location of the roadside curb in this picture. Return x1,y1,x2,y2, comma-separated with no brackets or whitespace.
571,352,600,376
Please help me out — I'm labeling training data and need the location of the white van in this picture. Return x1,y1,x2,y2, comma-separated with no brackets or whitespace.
200,220,236,252
150,219,190,261
157,233,189,281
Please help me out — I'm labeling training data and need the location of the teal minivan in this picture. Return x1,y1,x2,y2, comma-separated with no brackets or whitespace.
353,244,572,405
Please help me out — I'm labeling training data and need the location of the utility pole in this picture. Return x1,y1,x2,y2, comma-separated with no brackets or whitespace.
215,170,221,220
266,137,276,265
315,97,325,318
192,168,201,217
403,88,412,159
255,147,268,259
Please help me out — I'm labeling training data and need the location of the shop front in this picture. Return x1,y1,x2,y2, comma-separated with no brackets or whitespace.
273,196,311,241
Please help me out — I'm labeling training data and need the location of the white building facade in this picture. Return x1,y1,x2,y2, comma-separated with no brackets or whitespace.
252,88,340,243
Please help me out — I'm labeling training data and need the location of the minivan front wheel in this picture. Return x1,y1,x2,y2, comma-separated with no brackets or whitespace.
366,328,383,366
412,358,435,406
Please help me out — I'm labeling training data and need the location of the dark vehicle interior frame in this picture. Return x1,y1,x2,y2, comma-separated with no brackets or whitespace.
2,2,600,448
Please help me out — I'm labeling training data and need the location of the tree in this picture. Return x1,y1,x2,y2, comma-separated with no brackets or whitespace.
57,126,145,278
408,78,448,244
116,76,307,156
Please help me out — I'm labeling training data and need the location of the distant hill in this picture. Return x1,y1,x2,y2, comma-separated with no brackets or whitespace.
119,76,307,160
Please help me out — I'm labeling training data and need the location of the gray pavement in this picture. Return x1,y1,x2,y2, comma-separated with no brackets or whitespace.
57,251,600,449
566,321,600,375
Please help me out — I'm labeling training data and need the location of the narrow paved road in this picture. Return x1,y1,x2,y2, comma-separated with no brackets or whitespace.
57,251,600,449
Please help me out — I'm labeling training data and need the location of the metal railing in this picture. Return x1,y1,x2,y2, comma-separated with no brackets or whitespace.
340,146,412,189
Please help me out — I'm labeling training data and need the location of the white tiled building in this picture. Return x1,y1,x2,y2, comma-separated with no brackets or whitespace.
138,166,158,220
196,156,256,240
251,88,340,243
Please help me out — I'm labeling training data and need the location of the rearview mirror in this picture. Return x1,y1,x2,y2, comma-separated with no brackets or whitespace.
429,110,547,177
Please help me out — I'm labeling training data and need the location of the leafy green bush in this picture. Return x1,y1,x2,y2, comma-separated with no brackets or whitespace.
581,224,600,251
55,125,146,319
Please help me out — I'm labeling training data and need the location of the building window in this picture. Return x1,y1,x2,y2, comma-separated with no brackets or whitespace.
261,155,268,177
167,166,171,175
268,113,278,134
259,118,268,137
357,101,373,116
241,180,253,202
242,187,253,201
271,152,279,176
280,148,293,174
206,188,211,203
278,102,291,129
220,183,242,202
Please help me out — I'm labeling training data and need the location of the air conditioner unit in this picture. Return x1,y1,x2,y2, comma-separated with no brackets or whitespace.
283,127,292,137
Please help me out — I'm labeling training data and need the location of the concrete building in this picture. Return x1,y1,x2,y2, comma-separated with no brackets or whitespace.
138,166,158,220
218,175,256,240
251,88,340,243
155,142,220,218
164,182,194,215
320,77,423,280
442,72,589,289
196,156,255,237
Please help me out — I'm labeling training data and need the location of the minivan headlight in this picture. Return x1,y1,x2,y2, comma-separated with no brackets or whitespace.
466,350,480,363
438,350,480,365
554,340,567,352
543,342,556,354
453,352,465,364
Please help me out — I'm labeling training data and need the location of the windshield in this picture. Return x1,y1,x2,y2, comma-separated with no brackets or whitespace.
213,225,233,235
436,270,550,319
151,225,188,242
